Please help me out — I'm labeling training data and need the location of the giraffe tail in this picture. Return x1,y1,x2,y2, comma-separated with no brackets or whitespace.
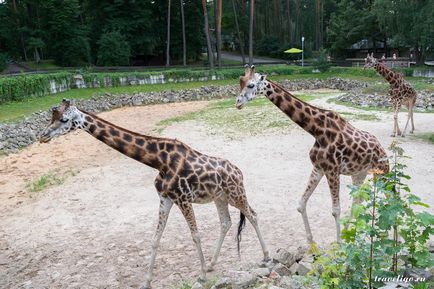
237,212,246,257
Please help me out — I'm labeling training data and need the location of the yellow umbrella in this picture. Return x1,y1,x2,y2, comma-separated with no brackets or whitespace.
284,48,303,53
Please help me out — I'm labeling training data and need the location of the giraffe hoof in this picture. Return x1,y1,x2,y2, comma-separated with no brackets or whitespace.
197,276,207,284
206,265,214,272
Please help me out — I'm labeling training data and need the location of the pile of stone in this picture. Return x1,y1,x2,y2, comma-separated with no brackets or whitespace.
280,77,368,91
336,90,434,110
0,85,237,153
0,78,369,154
190,246,320,289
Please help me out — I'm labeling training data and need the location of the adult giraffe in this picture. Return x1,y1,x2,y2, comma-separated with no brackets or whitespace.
236,65,389,243
39,99,269,288
365,53,417,137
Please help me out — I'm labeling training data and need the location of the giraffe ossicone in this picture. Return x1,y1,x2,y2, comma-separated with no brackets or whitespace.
237,65,390,244
39,99,270,289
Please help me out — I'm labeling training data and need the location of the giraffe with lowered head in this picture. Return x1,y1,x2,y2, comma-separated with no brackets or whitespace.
365,53,417,137
39,99,269,289
236,65,389,243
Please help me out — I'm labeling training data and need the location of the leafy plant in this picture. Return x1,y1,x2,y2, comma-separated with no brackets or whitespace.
97,31,131,66
313,50,332,72
312,142,433,289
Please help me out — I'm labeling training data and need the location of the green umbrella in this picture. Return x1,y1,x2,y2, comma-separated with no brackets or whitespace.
284,48,303,53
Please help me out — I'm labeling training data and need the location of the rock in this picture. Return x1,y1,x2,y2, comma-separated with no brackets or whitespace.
252,267,271,277
403,268,432,280
294,262,311,276
273,248,296,267
211,277,231,289
268,286,285,289
378,281,411,289
271,263,291,276
191,281,204,289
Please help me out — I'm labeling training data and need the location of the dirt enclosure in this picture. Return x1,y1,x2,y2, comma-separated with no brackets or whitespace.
1,94,433,289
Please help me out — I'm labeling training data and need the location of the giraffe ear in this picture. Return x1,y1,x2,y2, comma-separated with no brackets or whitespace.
61,99,70,109
244,64,250,75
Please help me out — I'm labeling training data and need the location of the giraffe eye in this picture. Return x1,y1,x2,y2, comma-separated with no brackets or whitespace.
60,118,68,123
247,84,255,89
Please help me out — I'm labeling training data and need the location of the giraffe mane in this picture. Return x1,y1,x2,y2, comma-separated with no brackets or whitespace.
78,108,178,143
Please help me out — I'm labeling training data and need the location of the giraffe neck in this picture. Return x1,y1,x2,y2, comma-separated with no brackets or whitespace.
262,80,340,137
374,63,401,85
79,110,167,170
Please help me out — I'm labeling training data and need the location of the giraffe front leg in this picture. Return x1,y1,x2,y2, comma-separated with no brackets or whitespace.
179,203,207,283
297,167,324,244
325,172,341,243
142,197,173,289
207,198,232,272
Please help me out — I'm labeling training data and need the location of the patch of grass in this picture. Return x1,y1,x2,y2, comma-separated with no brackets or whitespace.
26,170,78,192
155,93,323,137
412,133,434,144
22,59,61,70
339,111,380,121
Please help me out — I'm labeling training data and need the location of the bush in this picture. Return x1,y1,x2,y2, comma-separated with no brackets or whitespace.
0,53,7,72
97,31,131,66
311,143,434,289
51,35,91,67
313,50,332,72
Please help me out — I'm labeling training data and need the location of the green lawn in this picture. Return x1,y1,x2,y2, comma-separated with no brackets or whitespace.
22,59,61,70
1,66,432,123
0,74,298,122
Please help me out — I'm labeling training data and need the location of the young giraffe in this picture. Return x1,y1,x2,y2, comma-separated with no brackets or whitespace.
236,66,389,243
365,53,417,137
39,99,269,289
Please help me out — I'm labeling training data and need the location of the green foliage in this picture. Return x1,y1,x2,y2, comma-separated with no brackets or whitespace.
312,143,433,289
0,53,7,72
97,31,131,66
313,50,331,72
0,72,73,102
373,0,434,64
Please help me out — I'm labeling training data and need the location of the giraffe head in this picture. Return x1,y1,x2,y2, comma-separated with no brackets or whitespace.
236,65,267,109
364,53,377,69
39,99,85,143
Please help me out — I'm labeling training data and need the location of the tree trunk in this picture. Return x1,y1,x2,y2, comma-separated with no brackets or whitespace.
202,0,214,68
180,0,187,66
286,0,291,44
231,0,245,64
166,0,171,67
12,0,28,61
249,0,255,65
215,0,222,67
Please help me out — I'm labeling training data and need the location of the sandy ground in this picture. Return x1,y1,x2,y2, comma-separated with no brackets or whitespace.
0,93,433,289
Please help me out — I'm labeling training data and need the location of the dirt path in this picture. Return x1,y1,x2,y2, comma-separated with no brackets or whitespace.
1,95,433,289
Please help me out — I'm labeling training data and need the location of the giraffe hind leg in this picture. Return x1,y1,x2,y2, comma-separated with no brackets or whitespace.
297,167,324,244
325,171,341,243
229,193,270,262
402,103,413,137
207,198,231,272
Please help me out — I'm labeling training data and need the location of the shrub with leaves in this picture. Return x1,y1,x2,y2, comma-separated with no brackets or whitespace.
97,31,131,66
312,142,433,289
313,50,332,72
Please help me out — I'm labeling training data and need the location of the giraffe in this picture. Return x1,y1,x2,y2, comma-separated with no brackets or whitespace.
364,53,417,137
39,99,269,289
236,65,389,243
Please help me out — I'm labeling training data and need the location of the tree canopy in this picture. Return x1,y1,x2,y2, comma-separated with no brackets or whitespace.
0,0,432,67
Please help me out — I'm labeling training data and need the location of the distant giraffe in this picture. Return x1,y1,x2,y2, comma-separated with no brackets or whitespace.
39,99,269,289
236,65,389,243
365,53,417,137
